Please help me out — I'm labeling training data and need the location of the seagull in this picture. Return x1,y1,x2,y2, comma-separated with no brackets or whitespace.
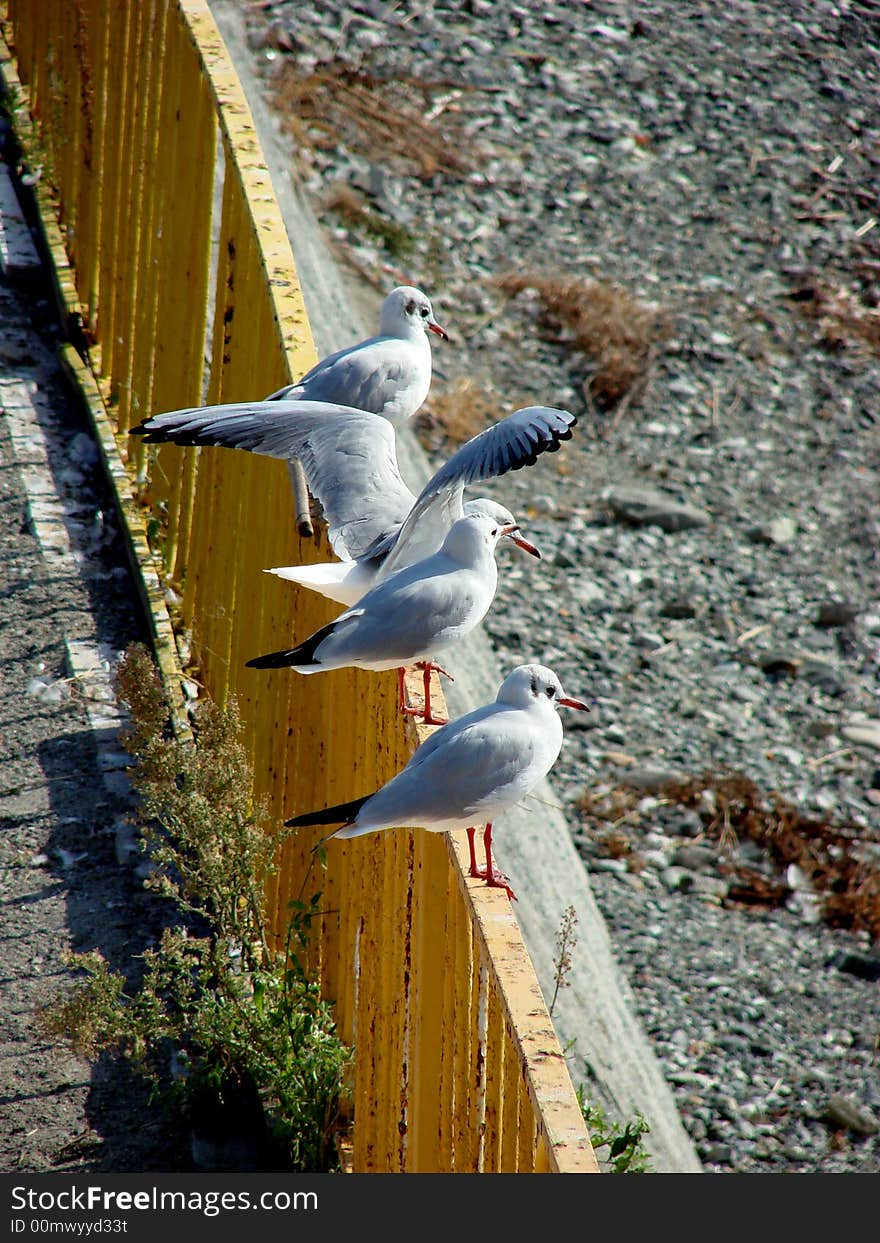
132,401,576,605
285,663,590,900
264,285,448,421
246,510,520,725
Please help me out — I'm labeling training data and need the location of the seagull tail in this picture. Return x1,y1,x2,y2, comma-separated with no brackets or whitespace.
267,562,364,607
245,616,338,669
286,795,370,831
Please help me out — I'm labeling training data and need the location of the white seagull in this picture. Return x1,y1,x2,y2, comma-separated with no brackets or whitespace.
264,285,448,421
246,510,520,724
132,401,576,605
285,663,589,900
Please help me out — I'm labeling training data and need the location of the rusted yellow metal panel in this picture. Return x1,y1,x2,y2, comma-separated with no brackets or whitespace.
127,1,167,435
482,985,506,1171
501,1026,523,1171
449,831,599,1173
73,0,107,334
407,830,451,1170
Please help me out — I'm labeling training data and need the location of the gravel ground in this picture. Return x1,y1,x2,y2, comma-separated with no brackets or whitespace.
234,0,880,1173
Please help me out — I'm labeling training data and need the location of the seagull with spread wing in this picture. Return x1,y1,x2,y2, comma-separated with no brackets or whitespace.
132,401,576,604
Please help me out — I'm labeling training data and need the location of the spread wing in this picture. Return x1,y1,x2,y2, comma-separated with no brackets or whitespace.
377,405,576,580
132,399,416,561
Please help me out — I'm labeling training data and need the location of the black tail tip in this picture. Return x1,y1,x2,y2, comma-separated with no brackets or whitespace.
246,651,293,669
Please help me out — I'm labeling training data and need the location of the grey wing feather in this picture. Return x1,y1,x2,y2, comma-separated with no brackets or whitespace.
132,399,416,561
369,711,538,824
268,339,411,414
378,406,576,580
320,549,486,665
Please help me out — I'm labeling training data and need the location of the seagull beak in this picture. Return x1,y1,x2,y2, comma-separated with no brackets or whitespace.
506,529,541,559
559,696,590,711
427,316,449,341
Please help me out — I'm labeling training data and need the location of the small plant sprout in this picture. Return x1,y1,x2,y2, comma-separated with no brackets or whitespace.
549,903,579,1017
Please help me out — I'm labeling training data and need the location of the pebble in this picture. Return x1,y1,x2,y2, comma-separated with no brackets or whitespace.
825,1094,880,1137
605,485,711,532
841,720,880,752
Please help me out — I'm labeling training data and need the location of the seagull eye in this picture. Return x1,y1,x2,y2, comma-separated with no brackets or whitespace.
545,685,555,698
420,306,429,317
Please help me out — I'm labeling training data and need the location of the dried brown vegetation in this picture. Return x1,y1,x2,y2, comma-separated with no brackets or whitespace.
496,272,671,414
789,275,880,356
577,770,880,941
418,375,509,454
272,59,478,181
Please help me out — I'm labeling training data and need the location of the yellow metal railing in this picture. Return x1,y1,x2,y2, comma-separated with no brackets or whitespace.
2,0,597,1173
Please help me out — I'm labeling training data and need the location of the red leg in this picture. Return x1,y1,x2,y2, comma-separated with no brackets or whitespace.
420,662,448,726
422,660,454,684
467,823,517,901
398,665,440,722
398,663,450,726
467,826,478,877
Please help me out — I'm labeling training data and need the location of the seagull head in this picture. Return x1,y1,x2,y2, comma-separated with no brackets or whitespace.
383,285,449,342
441,510,520,563
463,498,541,558
497,664,590,713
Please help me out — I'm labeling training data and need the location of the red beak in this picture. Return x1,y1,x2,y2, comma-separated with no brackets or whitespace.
428,318,449,341
508,530,541,559
559,696,590,711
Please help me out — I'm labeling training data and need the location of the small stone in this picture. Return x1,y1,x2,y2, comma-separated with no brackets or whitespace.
591,857,629,876
672,844,718,873
758,649,800,678
746,516,796,545
700,1141,734,1164
660,593,700,619
633,630,665,650
553,542,578,569
815,600,860,628
831,951,880,982
825,1093,879,1136
605,485,710,532
755,1135,781,1158
620,766,685,792
680,873,729,900
841,719,880,751
660,866,689,891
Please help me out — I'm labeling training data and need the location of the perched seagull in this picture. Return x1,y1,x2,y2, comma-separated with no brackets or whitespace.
285,663,590,900
246,510,520,724
264,285,448,421
132,401,576,605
